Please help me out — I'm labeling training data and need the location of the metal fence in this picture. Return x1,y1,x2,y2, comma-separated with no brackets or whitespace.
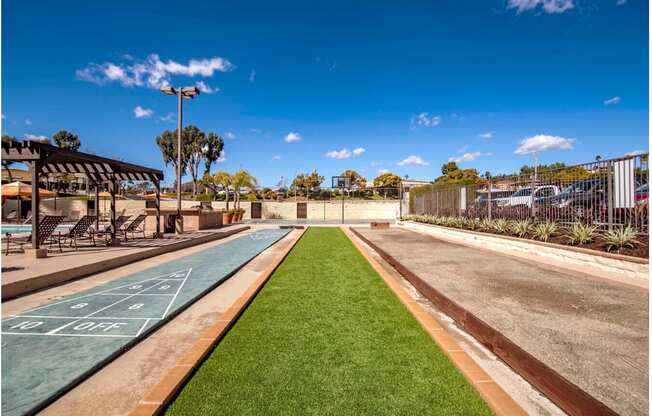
409,153,649,232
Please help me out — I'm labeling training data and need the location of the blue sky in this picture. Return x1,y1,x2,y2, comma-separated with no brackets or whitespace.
2,0,648,187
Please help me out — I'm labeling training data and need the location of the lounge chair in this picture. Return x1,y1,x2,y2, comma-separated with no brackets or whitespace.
53,215,98,251
121,214,147,240
93,215,131,244
4,215,66,255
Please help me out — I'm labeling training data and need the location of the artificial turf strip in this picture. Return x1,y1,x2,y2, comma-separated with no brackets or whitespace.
165,227,492,416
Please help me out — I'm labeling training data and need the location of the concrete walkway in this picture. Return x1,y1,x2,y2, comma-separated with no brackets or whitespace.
353,227,648,416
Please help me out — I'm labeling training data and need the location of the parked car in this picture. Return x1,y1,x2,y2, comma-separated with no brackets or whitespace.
635,183,648,206
539,179,609,220
498,185,560,208
472,190,512,208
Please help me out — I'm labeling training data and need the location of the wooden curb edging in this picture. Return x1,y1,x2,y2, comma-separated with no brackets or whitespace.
2,226,250,301
349,227,618,416
129,228,306,416
343,227,526,416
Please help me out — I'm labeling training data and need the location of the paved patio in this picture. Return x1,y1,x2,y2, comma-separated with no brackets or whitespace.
353,227,649,416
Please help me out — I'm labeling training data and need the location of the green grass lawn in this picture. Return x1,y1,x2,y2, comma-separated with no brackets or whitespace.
166,227,491,415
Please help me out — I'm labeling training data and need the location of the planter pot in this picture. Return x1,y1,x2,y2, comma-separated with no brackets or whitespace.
223,212,234,224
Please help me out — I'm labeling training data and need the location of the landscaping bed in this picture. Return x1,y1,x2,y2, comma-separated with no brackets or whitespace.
165,227,491,415
403,215,649,259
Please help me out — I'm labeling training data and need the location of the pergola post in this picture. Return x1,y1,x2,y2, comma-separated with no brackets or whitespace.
31,160,41,249
94,181,100,231
155,179,161,238
109,176,117,245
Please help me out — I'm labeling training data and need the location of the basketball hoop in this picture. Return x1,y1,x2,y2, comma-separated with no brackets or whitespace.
332,176,352,189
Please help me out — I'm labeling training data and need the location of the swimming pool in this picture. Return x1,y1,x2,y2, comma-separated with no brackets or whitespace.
1,224,72,235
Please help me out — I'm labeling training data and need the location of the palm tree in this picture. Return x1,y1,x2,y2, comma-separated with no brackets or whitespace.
231,170,257,209
210,171,233,210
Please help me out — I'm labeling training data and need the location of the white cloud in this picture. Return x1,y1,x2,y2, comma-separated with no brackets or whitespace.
24,134,48,141
224,131,236,140
448,151,493,163
514,134,575,155
604,96,621,105
249,70,256,83
397,155,429,167
217,151,226,163
284,132,301,143
507,0,574,14
411,112,441,129
76,53,234,90
1,113,5,119
478,131,494,139
616,0,627,5
134,106,154,119
250,128,262,134
24,118,32,126
272,154,281,160
325,147,366,160
625,150,646,157
325,149,352,159
195,80,217,94
159,112,175,123
377,169,390,174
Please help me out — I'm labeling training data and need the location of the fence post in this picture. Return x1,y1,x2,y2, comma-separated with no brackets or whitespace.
607,160,614,231
487,175,492,220
531,170,537,220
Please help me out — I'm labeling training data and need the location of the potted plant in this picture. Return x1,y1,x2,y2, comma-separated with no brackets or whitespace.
222,209,234,225
236,207,245,221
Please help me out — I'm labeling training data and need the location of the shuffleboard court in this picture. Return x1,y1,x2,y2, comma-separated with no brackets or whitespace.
1,228,290,416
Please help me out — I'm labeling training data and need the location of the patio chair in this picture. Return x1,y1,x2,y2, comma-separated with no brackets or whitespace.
121,214,147,240
53,215,98,251
4,215,65,255
93,215,131,244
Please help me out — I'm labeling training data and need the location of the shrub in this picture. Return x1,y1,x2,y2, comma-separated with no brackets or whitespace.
567,223,598,245
465,218,481,231
492,219,510,234
479,218,494,231
532,221,558,242
603,226,638,253
511,220,531,238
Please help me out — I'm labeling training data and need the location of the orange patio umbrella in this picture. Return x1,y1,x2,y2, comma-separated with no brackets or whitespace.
1,181,56,199
2,182,56,219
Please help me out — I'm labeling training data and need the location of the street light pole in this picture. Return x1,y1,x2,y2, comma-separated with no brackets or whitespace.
177,88,183,233
160,85,200,234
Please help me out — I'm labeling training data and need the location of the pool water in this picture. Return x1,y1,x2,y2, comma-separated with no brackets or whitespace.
1,224,72,235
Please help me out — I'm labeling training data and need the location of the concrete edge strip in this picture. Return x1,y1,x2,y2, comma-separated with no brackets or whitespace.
128,228,307,416
342,227,526,416
348,227,619,416
2,226,250,301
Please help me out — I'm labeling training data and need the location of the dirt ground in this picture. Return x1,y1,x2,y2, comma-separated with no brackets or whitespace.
354,227,649,416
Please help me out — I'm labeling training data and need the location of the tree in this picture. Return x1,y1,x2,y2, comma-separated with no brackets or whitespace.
292,170,324,195
202,132,224,177
373,172,401,188
184,125,207,196
231,170,257,209
341,170,366,189
156,129,193,194
433,166,484,187
441,161,459,175
53,130,81,151
1,135,17,182
203,171,232,209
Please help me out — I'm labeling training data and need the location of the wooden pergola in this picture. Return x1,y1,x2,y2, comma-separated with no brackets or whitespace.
1,139,164,249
